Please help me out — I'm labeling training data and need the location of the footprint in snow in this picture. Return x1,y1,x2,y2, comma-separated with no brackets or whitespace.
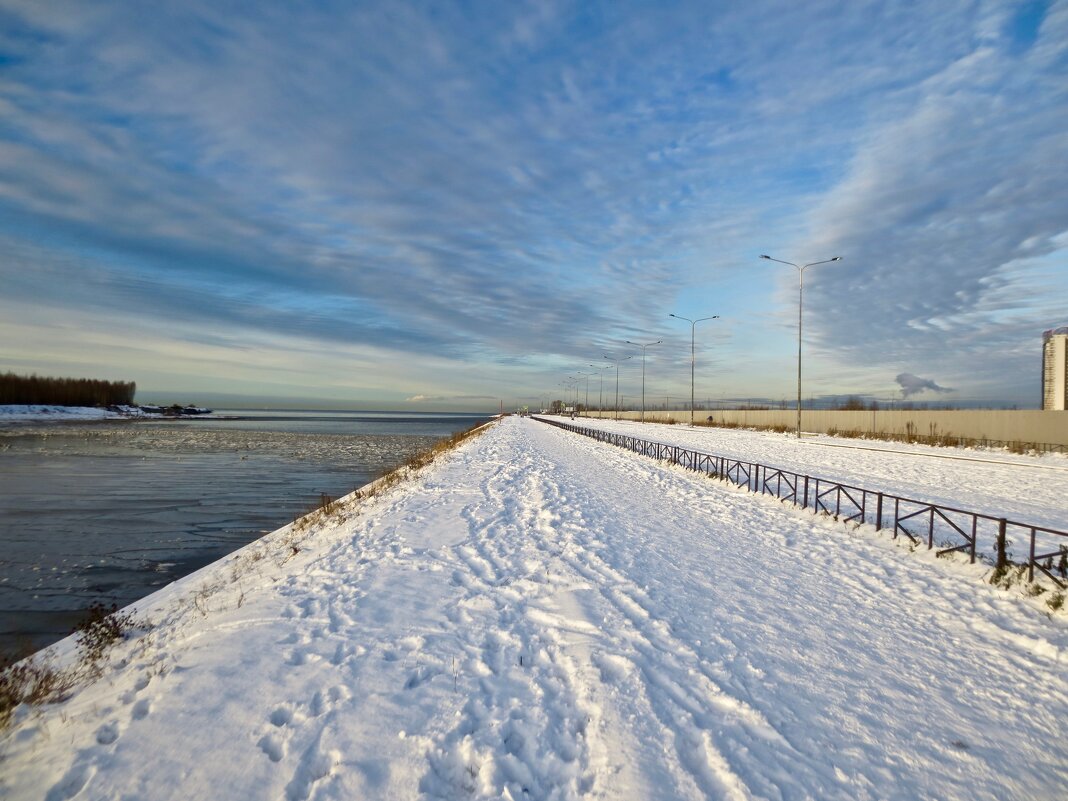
258,705,301,764
310,685,350,717
45,763,96,801
131,698,152,720
121,672,153,704
404,665,439,690
330,642,351,665
592,652,633,684
258,732,286,763
287,648,320,666
270,705,296,727
95,722,120,745
285,744,341,801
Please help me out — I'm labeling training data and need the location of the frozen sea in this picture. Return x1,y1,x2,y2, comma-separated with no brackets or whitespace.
0,409,489,656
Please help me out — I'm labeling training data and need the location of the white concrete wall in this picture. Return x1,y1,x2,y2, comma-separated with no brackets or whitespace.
581,409,1068,447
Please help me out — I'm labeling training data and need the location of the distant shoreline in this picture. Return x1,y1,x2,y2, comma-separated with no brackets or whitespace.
0,404,210,428
0,405,494,429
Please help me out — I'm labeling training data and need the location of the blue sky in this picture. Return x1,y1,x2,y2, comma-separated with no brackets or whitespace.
1,0,1065,410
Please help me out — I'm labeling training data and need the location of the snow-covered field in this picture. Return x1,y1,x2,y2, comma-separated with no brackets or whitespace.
2,416,1066,800
544,415,1068,534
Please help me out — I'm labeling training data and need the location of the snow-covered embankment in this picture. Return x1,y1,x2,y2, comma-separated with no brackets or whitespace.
2,416,1065,800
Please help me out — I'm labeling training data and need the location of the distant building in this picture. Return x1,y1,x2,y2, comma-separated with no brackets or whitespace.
1042,327,1068,410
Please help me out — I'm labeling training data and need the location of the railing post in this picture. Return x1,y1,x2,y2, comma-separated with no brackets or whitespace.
876,492,883,531
996,518,1008,569
969,517,977,564
803,475,809,509
1028,527,1036,582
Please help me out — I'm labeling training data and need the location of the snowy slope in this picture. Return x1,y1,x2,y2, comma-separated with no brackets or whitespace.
2,416,1065,800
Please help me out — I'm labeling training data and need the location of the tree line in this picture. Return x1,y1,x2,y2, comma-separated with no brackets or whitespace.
0,372,136,407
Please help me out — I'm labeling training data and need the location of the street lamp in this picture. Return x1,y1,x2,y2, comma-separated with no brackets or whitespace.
588,364,613,417
759,254,843,438
603,354,633,420
669,313,720,426
560,379,576,412
625,339,661,423
571,372,591,416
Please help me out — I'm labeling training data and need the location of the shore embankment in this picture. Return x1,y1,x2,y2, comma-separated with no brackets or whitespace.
2,416,1065,800
0,410,490,656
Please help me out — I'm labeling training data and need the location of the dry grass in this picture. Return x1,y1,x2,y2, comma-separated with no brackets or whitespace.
354,420,491,501
690,418,1050,454
73,602,143,664
0,651,73,730
1,603,146,730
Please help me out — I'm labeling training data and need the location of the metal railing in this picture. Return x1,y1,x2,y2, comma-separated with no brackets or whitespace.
535,417,1068,588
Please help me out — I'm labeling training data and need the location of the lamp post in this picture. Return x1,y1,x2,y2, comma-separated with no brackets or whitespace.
603,354,633,420
588,364,612,417
571,372,591,416
669,313,719,426
560,379,576,412
625,340,661,423
759,254,843,438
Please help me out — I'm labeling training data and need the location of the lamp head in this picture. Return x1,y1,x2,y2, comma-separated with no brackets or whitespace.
760,255,771,259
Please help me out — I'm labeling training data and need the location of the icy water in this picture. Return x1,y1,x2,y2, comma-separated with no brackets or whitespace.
0,410,490,656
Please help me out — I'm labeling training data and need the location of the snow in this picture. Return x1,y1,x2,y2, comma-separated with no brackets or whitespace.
542,415,1068,534
0,405,157,423
2,416,1066,800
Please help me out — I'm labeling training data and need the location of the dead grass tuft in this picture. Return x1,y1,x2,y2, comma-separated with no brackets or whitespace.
0,650,73,730
1,603,146,730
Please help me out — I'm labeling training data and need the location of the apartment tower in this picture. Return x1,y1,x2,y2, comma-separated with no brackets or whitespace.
1042,327,1068,410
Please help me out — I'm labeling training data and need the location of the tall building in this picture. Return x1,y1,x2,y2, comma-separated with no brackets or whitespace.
1042,327,1068,410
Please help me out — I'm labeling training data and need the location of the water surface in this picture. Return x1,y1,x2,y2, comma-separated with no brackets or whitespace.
0,410,489,656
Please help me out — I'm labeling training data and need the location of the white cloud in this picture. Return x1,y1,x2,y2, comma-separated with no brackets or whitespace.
0,0,1063,405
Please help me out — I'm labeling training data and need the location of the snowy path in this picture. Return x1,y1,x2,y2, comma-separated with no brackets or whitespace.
545,416,1068,533
2,416,1066,800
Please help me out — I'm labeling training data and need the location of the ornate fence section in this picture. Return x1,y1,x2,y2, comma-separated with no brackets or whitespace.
535,417,1068,588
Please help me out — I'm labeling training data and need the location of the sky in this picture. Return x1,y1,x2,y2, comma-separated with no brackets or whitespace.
1,0,1065,411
